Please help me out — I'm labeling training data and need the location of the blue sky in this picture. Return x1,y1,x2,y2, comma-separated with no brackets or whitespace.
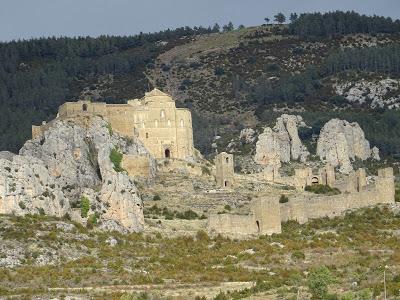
1,0,399,41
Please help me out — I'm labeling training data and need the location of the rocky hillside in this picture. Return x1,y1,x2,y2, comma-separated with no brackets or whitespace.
1,11,400,158
0,115,155,232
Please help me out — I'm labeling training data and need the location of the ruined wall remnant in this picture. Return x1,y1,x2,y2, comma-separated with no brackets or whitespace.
208,167,394,238
282,167,394,224
215,152,234,188
316,119,380,173
207,197,281,237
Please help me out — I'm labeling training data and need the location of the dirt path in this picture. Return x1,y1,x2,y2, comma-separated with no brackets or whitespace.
48,281,255,299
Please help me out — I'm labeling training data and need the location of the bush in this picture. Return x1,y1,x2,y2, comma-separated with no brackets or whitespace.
80,196,90,218
110,147,125,172
18,201,26,209
291,250,305,260
105,123,113,135
307,266,335,299
305,184,341,195
87,213,98,229
153,194,161,201
201,166,211,176
214,67,225,76
395,185,400,202
279,195,289,203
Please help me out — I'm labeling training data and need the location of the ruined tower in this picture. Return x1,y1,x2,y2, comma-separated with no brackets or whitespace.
215,152,234,188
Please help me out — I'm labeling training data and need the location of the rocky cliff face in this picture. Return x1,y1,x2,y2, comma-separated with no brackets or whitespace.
255,115,310,168
0,116,155,232
316,119,380,173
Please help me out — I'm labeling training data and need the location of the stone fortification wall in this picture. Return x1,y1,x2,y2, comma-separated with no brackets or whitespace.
282,167,394,224
207,197,281,236
208,168,394,238
122,155,153,178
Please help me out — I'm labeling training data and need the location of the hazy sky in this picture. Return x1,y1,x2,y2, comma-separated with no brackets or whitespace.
1,0,400,42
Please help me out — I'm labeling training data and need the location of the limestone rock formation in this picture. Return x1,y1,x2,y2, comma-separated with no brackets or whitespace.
316,119,379,173
0,116,155,232
255,114,310,168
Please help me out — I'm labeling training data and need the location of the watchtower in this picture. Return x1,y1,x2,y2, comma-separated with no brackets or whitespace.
215,152,234,188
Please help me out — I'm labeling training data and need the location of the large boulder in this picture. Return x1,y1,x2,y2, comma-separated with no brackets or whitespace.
255,114,310,168
0,116,155,232
316,119,379,173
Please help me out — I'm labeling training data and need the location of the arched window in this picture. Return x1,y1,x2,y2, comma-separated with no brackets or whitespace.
165,149,170,158
160,110,165,119
146,133,149,139
167,120,171,127
142,122,145,128
226,157,229,163
155,120,158,127
180,119,184,127
82,104,88,112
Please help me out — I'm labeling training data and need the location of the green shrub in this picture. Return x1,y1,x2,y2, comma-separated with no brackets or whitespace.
201,166,211,176
153,194,161,201
110,147,125,172
395,185,400,202
105,123,113,135
305,184,341,195
224,204,231,211
307,266,335,299
279,194,289,203
18,201,26,210
80,196,90,218
291,250,305,260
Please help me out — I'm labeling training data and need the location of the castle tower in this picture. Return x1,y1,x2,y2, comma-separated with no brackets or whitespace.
251,197,281,235
356,168,367,192
376,167,395,203
215,152,234,188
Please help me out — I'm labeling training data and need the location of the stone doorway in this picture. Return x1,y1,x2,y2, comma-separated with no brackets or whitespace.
164,149,171,158
82,104,88,111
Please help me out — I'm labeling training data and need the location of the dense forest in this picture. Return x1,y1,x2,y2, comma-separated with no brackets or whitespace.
289,11,400,37
0,26,218,152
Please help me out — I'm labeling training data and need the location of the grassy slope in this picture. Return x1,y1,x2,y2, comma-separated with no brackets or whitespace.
1,206,400,299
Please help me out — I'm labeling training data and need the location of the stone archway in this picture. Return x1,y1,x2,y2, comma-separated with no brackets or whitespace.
311,176,319,185
82,104,88,112
164,149,171,158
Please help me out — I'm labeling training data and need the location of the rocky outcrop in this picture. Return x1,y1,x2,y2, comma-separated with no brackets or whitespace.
255,115,310,168
316,119,379,173
334,78,400,109
0,116,155,232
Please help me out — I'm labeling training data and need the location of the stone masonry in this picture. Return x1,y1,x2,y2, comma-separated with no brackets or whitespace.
32,89,194,161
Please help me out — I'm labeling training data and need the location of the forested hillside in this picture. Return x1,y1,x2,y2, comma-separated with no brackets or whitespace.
1,11,400,159
0,26,217,152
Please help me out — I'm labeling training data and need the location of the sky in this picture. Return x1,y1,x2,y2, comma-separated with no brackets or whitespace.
1,0,400,42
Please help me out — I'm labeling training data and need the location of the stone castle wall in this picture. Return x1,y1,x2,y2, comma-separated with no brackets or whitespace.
207,198,281,236
121,155,152,178
207,167,395,238
32,89,194,161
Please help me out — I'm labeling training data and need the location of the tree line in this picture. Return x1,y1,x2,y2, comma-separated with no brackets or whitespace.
289,11,400,37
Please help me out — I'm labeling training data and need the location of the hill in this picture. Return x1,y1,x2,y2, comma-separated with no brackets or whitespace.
1,11,400,159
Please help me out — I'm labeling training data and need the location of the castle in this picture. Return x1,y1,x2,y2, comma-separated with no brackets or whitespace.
209,156,396,237
32,89,194,160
